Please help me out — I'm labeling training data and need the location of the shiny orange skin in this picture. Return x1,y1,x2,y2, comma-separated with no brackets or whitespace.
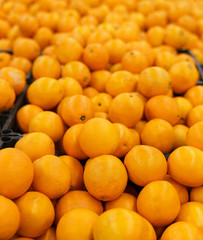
63,124,88,160
137,66,171,98
184,85,203,107
141,118,174,154
121,50,149,74
168,146,203,187
146,26,165,47
173,124,189,150
62,61,91,87
109,92,145,128
0,52,12,69
144,95,180,126
169,61,199,94
190,186,203,203
93,208,156,240
91,93,112,113
13,37,40,61
18,13,39,37
15,191,55,238
15,132,55,162
174,97,193,124
58,77,83,97
186,121,203,151
55,190,103,224
60,95,94,127
34,27,54,50
59,155,84,190
84,155,128,201
16,104,43,133
9,57,32,74
28,111,65,143
137,180,180,227
83,87,99,98
0,148,34,199
0,195,20,240
83,43,109,70
187,105,203,127
26,77,64,110
90,70,111,92
124,145,167,187
32,56,61,80
32,155,71,199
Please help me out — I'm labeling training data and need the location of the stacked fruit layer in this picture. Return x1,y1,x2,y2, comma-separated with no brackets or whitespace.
0,0,203,240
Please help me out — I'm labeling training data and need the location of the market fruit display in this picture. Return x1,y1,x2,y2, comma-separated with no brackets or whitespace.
1,0,203,239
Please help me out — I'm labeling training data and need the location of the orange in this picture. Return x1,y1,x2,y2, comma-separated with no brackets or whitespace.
121,50,149,74
175,53,195,65
168,1,190,22
94,111,109,120
84,155,127,201
169,61,199,94
62,61,91,87
187,105,203,127
109,92,145,128
184,85,203,106
177,15,197,33
0,148,33,199
16,104,43,133
168,146,203,187
0,67,26,96
141,118,174,154
176,201,203,232
79,118,119,158
106,71,136,97
0,52,12,69
55,190,103,224
9,57,32,74
93,208,156,240
37,12,59,31
144,95,180,126
26,77,64,110
124,145,167,187
59,155,84,190
105,39,127,64
174,97,193,124
110,63,122,72
0,195,20,240
60,95,94,126
90,70,111,92
0,39,12,51
115,22,140,43
105,193,137,211
83,43,109,70
13,37,40,61
155,51,176,70
173,124,189,149
57,15,79,33
113,123,136,158
126,41,154,66
81,15,98,26
191,48,203,64
32,56,61,80
42,45,56,58
137,180,180,227
190,186,203,203
134,120,147,135
34,27,54,50
32,155,71,199
35,227,56,240
28,111,64,143
91,93,113,113
130,12,146,30
146,26,165,47
58,77,83,97
87,29,112,45
18,13,39,37
63,124,88,160
164,175,189,205
55,37,83,64
129,128,141,147
161,221,203,240
0,19,10,38
56,209,98,240
15,132,55,162
186,121,203,151
137,0,155,16
146,10,168,28
164,24,189,49
15,191,55,238
83,87,99,98
0,79,16,113
137,66,171,98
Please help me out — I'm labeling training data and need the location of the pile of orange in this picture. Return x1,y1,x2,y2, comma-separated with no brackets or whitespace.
0,0,203,239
